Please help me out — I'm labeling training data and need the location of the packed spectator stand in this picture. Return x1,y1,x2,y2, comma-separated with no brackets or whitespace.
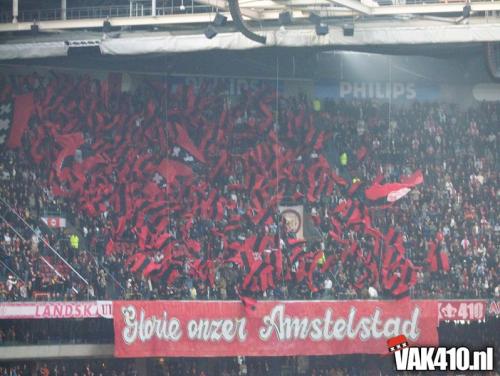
0,318,499,375
0,71,498,303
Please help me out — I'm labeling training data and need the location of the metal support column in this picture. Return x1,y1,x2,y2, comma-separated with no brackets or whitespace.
12,0,18,23
61,0,67,20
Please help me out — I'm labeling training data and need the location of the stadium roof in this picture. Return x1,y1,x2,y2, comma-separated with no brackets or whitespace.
0,0,499,59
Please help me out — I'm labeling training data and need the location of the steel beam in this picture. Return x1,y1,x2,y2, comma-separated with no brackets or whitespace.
325,0,372,14
196,0,261,19
1,2,500,33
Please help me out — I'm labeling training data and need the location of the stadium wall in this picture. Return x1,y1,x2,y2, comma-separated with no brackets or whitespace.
0,344,114,360
1,49,499,106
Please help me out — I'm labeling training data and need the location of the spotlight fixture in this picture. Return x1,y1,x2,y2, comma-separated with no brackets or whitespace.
309,12,321,25
316,23,329,36
279,11,292,26
213,12,227,27
103,19,112,33
204,25,217,39
462,4,471,18
343,23,354,37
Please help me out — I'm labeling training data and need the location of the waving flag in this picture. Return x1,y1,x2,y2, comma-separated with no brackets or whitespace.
426,239,450,273
365,170,423,201
0,101,12,146
173,123,206,163
0,93,34,148
239,295,258,316
158,159,193,181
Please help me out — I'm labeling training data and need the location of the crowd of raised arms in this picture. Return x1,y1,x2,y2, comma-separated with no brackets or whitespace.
0,71,498,302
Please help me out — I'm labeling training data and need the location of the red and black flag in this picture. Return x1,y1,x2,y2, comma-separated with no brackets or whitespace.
154,260,183,284
381,258,418,300
155,232,176,255
172,123,207,163
225,241,253,273
158,159,193,182
382,245,404,270
305,126,326,150
426,239,450,273
269,248,283,280
126,253,161,277
288,238,307,264
242,260,268,291
304,251,324,292
384,226,404,251
54,132,85,178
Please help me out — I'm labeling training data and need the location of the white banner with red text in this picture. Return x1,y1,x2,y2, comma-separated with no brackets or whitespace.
0,301,113,319
0,300,488,323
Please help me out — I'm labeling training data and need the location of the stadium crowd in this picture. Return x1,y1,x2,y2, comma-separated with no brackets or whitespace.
0,319,113,345
1,353,499,376
0,71,498,302
0,359,138,376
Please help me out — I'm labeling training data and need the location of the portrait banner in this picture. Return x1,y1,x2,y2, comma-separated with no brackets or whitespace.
279,205,304,239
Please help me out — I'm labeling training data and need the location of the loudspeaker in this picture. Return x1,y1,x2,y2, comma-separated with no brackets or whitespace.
343,23,354,36
316,23,329,36
213,13,227,27
309,12,321,25
279,11,292,25
463,4,471,18
204,25,217,39
103,20,112,33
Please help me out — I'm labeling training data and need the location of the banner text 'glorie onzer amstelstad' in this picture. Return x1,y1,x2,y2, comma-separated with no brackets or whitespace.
113,300,439,357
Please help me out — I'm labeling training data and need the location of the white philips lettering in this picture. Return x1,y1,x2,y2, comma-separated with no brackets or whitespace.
393,83,405,99
406,83,416,99
339,81,352,97
339,81,419,100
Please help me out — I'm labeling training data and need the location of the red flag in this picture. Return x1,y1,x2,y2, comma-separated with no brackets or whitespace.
143,261,162,277
174,123,206,163
356,146,367,161
426,240,450,273
54,132,85,178
365,170,423,201
240,295,257,316
105,238,115,255
127,253,148,273
7,93,34,148
158,159,193,182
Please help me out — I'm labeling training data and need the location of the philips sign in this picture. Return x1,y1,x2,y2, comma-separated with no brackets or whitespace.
316,80,440,101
